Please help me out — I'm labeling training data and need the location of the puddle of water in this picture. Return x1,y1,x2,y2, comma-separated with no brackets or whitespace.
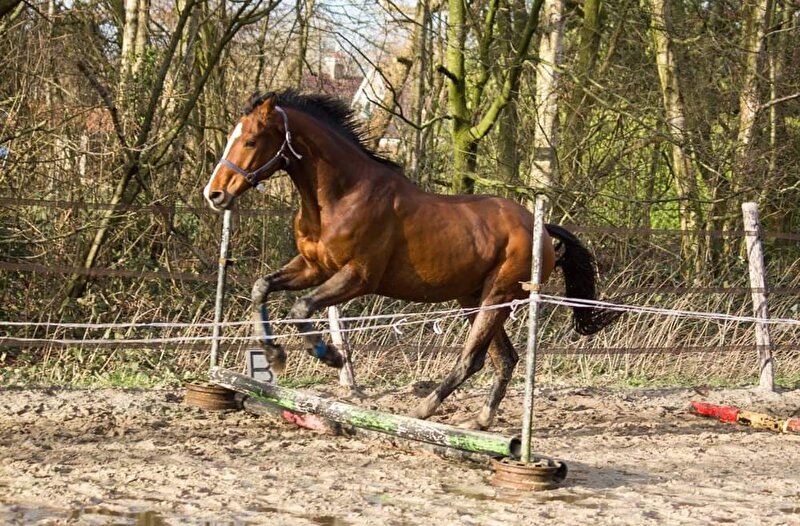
536,493,603,509
253,504,350,525
441,484,496,502
441,483,603,509
780,507,800,515
70,507,166,525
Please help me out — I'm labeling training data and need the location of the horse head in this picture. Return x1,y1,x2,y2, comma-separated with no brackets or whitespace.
203,92,302,211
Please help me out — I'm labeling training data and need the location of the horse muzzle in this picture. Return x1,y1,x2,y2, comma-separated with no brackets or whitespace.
203,185,234,212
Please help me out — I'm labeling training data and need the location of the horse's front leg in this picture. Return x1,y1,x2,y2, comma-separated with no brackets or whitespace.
287,264,369,368
252,255,325,373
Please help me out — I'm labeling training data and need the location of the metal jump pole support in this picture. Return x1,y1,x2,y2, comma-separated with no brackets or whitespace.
210,209,233,369
521,195,548,464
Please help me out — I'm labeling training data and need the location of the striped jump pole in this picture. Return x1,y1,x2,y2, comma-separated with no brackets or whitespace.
209,367,521,458
691,401,800,434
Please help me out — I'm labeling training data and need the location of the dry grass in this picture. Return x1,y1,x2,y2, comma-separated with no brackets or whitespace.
2,205,798,389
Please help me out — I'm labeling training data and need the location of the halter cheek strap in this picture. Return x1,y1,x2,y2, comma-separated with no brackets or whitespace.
218,106,303,188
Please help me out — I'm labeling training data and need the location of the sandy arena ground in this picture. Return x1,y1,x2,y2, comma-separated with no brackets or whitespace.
1,382,799,525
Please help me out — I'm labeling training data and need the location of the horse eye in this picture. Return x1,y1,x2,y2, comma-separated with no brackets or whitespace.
244,140,256,148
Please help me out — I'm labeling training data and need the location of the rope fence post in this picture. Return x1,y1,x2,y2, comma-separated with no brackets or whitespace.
210,209,233,369
521,195,548,463
741,202,775,392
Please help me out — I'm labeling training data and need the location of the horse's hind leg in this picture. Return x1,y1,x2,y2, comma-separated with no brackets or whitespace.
451,296,518,430
410,306,507,421
460,329,518,430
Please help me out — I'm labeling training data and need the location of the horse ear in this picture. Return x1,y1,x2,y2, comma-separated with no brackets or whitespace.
256,92,278,124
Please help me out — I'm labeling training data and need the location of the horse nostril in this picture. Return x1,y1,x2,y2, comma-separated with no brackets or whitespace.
209,191,225,205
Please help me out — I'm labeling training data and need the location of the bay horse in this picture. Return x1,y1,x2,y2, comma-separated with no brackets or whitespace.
203,90,619,430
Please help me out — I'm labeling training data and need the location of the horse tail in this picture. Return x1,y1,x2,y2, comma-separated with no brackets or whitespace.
544,223,621,335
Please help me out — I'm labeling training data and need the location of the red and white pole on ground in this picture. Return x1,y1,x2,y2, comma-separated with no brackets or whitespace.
691,401,800,434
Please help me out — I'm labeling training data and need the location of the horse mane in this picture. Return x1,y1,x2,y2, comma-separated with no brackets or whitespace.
244,90,401,169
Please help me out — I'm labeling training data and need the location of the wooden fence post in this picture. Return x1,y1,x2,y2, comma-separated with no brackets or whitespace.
741,202,775,392
328,306,358,391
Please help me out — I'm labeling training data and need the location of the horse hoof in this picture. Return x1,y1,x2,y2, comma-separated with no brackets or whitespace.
457,418,487,431
410,404,435,421
323,349,344,369
312,342,343,369
267,346,287,375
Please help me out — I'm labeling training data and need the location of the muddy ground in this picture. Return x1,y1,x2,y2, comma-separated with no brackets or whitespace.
1,382,799,525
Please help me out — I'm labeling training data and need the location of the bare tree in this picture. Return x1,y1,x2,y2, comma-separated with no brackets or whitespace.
527,0,565,195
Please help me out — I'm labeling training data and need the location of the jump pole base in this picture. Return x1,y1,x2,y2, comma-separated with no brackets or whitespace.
184,381,238,411
490,457,568,491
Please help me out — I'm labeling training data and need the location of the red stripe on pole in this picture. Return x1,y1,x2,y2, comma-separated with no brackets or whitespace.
690,401,740,423
281,409,333,433
784,417,800,434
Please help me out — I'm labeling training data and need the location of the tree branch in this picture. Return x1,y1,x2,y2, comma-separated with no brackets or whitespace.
760,91,800,111
76,62,128,150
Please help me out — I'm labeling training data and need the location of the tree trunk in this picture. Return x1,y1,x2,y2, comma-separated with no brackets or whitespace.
647,0,703,275
713,0,770,259
406,0,429,177
288,0,314,89
119,0,139,92
764,1,795,230
527,0,564,195
133,0,150,76
559,0,603,195
446,0,471,193
254,13,271,90
496,101,518,183
733,0,770,190
495,0,525,183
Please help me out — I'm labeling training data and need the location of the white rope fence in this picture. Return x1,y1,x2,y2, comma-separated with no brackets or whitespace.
1,295,798,346
0,301,503,329
538,295,800,326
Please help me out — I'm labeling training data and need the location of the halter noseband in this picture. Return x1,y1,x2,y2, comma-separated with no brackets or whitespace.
217,106,303,188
